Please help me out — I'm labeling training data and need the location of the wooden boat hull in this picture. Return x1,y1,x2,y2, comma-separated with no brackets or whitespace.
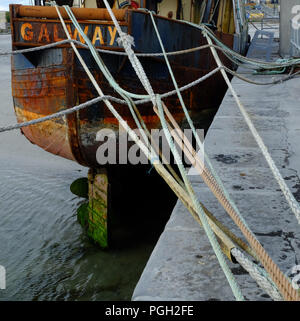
11,6,236,168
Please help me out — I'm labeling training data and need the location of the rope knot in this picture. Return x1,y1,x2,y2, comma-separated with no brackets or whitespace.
117,32,135,49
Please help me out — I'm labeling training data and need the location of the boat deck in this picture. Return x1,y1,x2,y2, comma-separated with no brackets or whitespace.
132,30,300,301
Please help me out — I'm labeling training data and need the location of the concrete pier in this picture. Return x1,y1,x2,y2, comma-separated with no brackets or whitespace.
132,32,300,301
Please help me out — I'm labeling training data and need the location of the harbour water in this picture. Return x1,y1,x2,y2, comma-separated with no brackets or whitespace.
0,34,177,301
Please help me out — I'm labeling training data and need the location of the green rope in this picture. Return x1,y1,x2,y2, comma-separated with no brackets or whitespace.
185,23,300,70
253,67,286,75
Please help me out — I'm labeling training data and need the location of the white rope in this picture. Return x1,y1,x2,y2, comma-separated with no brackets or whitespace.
0,96,108,132
231,248,283,301
0,41,245,58
0,67,222,133
54,5,156,164
0,39,74,55
205,32,300,226
101,1,156,104
3,32,299,87
147,9,262,251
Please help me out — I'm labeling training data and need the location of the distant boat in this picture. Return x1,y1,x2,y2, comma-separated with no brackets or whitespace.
10,0,248,168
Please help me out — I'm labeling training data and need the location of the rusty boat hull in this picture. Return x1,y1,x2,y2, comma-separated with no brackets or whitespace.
10,5,242,168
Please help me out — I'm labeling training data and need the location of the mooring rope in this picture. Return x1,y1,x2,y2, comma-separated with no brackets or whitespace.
147,15,286,304
61,3,246,300
205,33,300,227
2,36,300,86
148,9,258,241
223,65,300,86
102,1,300,302
2,3,299,300
187,23,300,69
0,96,108,133
231,248,283,301
53,4,158,169
3,22,300,69
205,32,300,301
102,4,299,301
156,95,245,301
160,99,289,301
101,0,245,301
0,67,221,133
158,98,299,301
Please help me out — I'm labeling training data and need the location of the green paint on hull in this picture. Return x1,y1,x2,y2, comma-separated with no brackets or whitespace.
75,169,109,248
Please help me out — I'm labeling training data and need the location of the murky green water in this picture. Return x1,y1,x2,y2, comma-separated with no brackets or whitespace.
0,161,175,301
